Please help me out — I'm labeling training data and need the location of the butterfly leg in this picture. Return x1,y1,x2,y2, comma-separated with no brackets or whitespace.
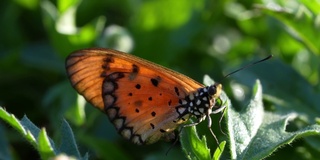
218,106,227,136
212,101,227,136
211,103,226,114
206,113,222,151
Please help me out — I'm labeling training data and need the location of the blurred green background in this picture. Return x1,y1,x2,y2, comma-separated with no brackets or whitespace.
0,0,319,159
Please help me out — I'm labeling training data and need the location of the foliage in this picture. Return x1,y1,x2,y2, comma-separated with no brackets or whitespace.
0,0,319,159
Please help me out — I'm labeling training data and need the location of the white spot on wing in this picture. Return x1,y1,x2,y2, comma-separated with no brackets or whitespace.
104,94,115,107
121,129,132,139
113,118,124,130
182,100,187,105
107,108,117,119
189,93,194,100
132,135,142,144
196,99,201,105
178,107,186,114
103,81,114,92
194,111,201,116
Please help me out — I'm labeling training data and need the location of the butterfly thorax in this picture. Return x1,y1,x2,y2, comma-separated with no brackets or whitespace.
175,83,222,123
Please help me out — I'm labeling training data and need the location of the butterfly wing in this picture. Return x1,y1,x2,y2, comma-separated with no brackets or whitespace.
66,48,203,144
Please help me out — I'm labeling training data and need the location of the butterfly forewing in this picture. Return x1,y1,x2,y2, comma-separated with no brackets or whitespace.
66,48,204,144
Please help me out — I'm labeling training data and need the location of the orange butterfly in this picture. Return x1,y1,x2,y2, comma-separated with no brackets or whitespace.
66,48,224,145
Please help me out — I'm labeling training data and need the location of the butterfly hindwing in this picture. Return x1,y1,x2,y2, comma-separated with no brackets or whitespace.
66,48,203,144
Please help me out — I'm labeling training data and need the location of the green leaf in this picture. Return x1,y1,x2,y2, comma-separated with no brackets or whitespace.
180,118,227,160
258,4,320,55
0,107,59,153
228,80,264,159
213,141,226,160
0,107,36,147
0,124,12,160
59,119,82,158
180,121,211,160
37,129,55,159
233,59,319,121
0,107,88,159
227,80,320,159
20,116,41,141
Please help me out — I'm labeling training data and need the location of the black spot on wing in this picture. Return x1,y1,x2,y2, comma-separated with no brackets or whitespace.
151,78,159,87
150,76,161,87
104,56,114,63
132,64,139,73
102,56,114,71
135,84,141,89
129,64,139,80
150,123,155,129
174,87,180,96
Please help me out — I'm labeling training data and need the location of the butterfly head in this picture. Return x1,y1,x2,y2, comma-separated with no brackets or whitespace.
208,83,222,99
207,83,225,115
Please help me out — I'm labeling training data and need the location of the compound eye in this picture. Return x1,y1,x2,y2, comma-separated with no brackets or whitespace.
208,85,216,96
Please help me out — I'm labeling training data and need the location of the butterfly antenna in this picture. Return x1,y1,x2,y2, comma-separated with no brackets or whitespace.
222,55,273,80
